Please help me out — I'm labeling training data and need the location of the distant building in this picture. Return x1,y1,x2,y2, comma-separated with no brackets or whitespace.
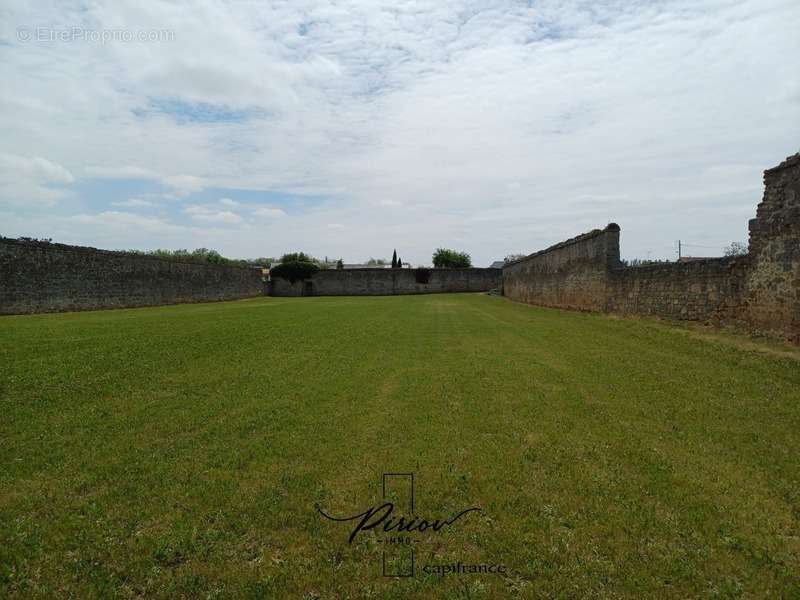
489,260,506,269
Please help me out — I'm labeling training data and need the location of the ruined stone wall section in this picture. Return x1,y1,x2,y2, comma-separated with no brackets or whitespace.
743,155,800,342
0,238,265,315
503,154,800,342
502,225,620,311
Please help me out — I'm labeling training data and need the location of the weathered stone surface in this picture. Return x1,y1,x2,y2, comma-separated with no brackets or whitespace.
503,154,800,343
503,225,620,312
269,268,501,297
743,154,800,342
606,257,748,323
0,239,265,314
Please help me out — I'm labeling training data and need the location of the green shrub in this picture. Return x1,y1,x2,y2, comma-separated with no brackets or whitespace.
271,261,319,282
432,248,472,268
280,252,317,264
125,247,249,266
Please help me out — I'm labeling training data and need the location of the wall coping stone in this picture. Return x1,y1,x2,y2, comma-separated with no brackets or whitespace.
764,152,800,175
505,224,618,267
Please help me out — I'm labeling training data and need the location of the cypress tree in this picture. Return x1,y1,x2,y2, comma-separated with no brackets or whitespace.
391,249,397,268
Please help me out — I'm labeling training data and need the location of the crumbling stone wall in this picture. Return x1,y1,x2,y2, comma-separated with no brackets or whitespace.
742,155,800,342
606,258,747,323
503,153,800,342
0,238,265,315
503,226,620,311
269,267,501,297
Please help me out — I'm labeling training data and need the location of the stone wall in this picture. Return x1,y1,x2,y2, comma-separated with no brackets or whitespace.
503,226,621,311
742,155,800,342
0,238,265,315
269,267,501,297
503,153,800,343
606,257,747,323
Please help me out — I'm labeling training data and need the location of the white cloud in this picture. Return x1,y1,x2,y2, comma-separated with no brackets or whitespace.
219,197,239,207
67,211,184,234
0,153,74,184
84,166,207,196
84,165,156,180
377,198,402,207
0,153,74,207
162,174,208,197
184,205,243,224
111,197,154,208
253,206,286,218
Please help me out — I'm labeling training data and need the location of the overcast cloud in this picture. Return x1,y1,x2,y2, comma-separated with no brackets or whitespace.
0,0,798,265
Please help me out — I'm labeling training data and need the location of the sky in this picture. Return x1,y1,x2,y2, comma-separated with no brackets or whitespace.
1,0,798,266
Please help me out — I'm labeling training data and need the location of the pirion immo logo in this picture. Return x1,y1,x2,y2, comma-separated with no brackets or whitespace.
317,473,496,577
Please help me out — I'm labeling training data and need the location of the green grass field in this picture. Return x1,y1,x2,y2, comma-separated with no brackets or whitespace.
1,294,799,598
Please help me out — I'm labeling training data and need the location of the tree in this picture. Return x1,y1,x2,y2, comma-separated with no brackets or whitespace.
136,247,238,265
391,249,398,269
271,252,320,282
280,251,316,264
724,242,748,257
366,257,388,266
396,256,402,268
504,254,527,263
432,248,472,268
336,258,344,269
252,257,275,268
192,248,225,264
